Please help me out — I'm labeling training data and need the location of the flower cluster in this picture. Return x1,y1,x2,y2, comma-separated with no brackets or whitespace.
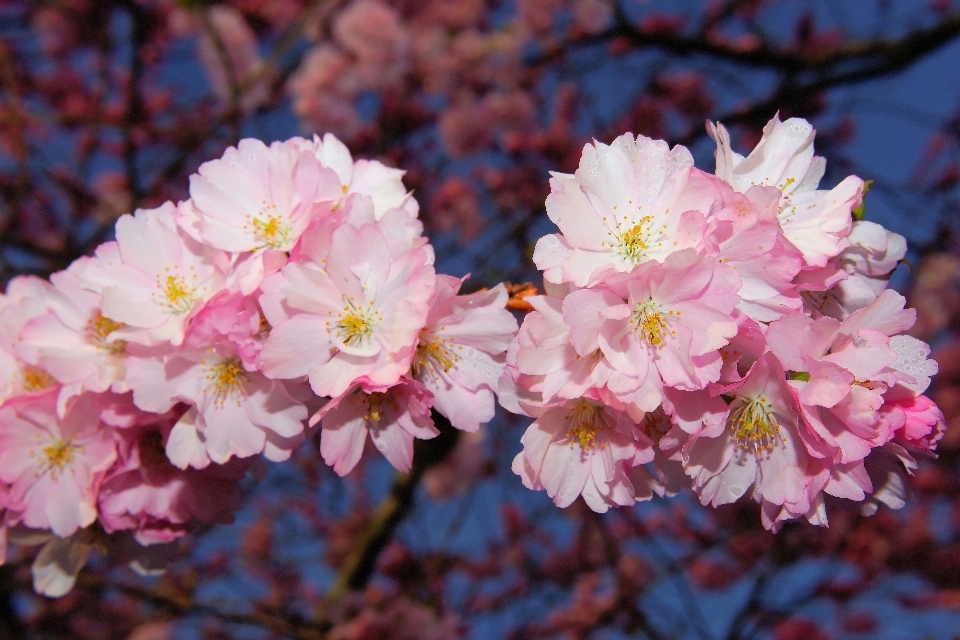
0,134,517,596
503,114,945,528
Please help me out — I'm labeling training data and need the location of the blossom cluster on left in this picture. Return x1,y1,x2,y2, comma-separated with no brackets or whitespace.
0,134,518,597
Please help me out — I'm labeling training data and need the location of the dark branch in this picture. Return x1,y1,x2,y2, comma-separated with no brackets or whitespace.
528,10,960,77
325,410,461,602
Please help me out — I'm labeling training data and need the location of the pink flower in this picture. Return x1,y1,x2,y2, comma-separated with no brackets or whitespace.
186,289,268,371
18,261,129,412
767,291,934,479
802,221,907,319
702,182,804,322
512,397,643,512
182,138,341,253
98,425,247,545
683,353,811,522
259,223,435,398
508,293,614,409
412,277,517,432
533,133,711,287
314,377,439,475
708,114,862,267
126,338,307,469
75,203,226,346
0,276,59,402
291,133,414,219
0,391,117,537
563,250,740,402
288,191,430,272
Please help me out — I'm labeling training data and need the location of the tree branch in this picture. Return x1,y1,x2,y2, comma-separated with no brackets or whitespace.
325,411,460,602
74,572,328,640
529,11,960,77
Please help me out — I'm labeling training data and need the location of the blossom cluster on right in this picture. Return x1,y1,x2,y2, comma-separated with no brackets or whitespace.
502,114,944,529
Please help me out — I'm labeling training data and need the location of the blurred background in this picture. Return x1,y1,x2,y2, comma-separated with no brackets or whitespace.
2,0,960,638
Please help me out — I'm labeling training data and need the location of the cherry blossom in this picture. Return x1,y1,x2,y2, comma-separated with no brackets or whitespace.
259,222,435,398
0,276,59,403
98,426,247,545
708,114,863,267
683,353,811,522
75,203,226,346
0,391,116,537
291,134,414,220
563,250,740,402
513,396,644,512
18,261,129,412
412,276,517,432
534,133,709,287
126,340,307,469
314,377,439,475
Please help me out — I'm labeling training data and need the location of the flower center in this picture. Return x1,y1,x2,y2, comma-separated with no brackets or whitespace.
364,392,387,423
327,295,380,349
86,312,127,354
641,411,670,441
38,438,78,481
616,216,655,264
412,329,459,378
155,272,198,314
564,400,608,450
205,357,248,406
629,297,676,348
730,395,780,454
21,365,55,392
247,202,292,249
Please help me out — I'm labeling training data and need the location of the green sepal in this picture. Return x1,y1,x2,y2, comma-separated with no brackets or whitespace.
851,179,874,221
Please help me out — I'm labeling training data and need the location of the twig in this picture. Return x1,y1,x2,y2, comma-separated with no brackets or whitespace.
75,572,328,640
325,411,460,602
200,7,244,143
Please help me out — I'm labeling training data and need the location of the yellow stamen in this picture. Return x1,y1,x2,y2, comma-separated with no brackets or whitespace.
564,400,608,450
617,215,655,264
159,274,197,314
247,203,292,249
328,294,379,348
206,358,248,406
730,395,781,454
21,366,55,392
412,329,458,378
86,312,127,354
630,297,673,348
39,438,78,481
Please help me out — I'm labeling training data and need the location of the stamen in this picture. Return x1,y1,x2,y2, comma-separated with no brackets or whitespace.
629,297,674,348
564,400,608,450
157,273,197,314
641,412,669,440
37,438,79,481
206,357,248,406
86,312,127,354
328,294,380,349
617,215,655,264
246,203,292,249
413,329,458,378
21,365,55,392
730,395,781,455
